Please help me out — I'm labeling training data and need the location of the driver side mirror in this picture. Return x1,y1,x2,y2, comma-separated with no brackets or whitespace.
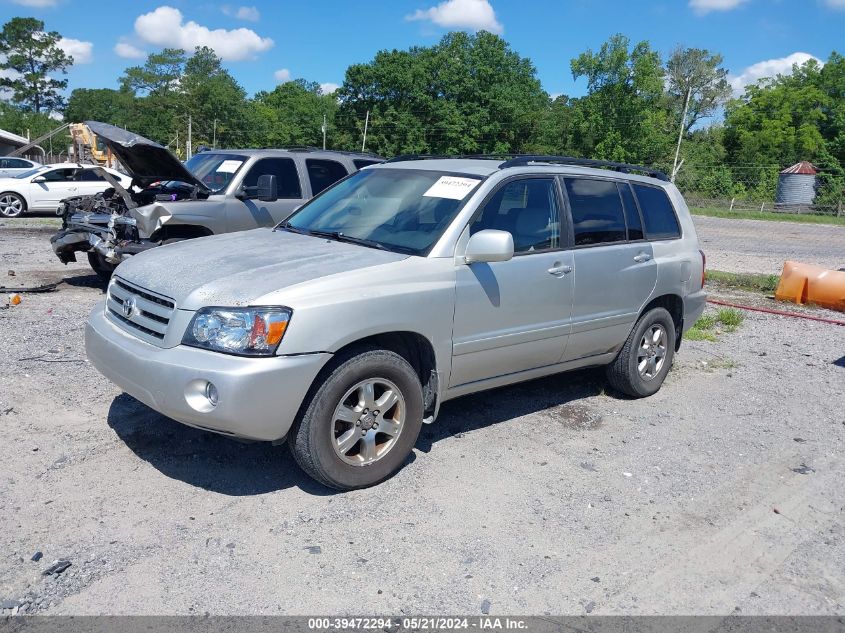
464,229,514,264
32,175,46,183
257,174,278,202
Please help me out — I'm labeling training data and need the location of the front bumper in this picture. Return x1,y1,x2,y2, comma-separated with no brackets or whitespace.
85,303,331,441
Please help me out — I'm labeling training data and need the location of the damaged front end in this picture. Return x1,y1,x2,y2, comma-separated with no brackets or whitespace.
50,181,203,268
50,120,210,276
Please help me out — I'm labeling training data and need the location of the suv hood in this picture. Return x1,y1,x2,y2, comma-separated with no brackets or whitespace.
114,228,409,310
85,120,208,191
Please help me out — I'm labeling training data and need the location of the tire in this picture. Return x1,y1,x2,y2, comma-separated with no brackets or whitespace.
87,252,117,282
289,346,424,490
606,307,676,398
0,192,26,217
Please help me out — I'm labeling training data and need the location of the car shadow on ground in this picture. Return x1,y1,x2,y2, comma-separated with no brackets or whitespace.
106,393,332,497
417,367,607,452
62,271,106,291
107,368,607,495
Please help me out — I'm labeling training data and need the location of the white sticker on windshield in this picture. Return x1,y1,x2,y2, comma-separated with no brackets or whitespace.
422,176,480,200
217,160,243,173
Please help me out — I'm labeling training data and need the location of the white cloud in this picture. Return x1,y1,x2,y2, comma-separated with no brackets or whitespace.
729,52,822,95
10,0,58,7
222,5,260,21
58,37,93,64
689,0,747,15
824,0,845,7
134,6,273,62
406,0,503,34
274,68,291,83
319,82,340,95
114,40,146,59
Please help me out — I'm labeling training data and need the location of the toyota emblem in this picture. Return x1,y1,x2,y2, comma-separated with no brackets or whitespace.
122,296,136,318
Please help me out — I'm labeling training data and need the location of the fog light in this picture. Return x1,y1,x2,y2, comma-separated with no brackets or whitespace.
205,382,219,407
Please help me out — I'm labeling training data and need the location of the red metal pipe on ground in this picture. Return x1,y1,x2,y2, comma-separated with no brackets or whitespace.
706,298,845,326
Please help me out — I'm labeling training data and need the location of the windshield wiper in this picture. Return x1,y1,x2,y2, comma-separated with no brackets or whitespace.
274,221,309,235
304,228,390,251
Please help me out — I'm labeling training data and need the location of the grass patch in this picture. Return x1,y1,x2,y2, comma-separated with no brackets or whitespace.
691,207,845,227
686,308,745,341
706,270,780,293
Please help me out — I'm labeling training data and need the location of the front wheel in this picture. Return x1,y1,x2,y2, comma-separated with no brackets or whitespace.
87,251,117,282
606,307,676,398
0,192,26,217
289,347,424,490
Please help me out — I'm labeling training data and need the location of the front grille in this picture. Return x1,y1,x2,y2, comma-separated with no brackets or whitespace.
107,277,176,343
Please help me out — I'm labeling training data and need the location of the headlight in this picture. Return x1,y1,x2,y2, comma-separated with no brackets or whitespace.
182,306,292,356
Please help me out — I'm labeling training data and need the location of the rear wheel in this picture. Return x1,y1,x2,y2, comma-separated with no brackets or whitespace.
606,307,676,398
0,192,26,217
87,252,117,282
289,347,424,490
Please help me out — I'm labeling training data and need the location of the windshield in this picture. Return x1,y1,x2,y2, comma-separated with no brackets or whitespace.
15,166,46,179
283,168,482,255
184,153,247,193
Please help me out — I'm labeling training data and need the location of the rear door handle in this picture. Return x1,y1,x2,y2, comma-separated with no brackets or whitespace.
548,263,572,276
633,252,652,263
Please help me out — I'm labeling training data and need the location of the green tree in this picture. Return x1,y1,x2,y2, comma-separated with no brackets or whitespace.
665,47,731,134
253,79,337,147
0,17,72,113
65,88,136,126
568,34,671,163
336,31,547,156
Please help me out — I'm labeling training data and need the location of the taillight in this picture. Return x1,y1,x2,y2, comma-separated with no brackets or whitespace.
699,249,706,288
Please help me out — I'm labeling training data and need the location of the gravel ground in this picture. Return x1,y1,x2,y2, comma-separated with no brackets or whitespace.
0,223,843,616
693,215,845,274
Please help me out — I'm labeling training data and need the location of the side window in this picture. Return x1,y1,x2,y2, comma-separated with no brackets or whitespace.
618,183,644,241
565,178,627,246
7,158,30,168
39,168,76,182
353,159,381,170
471,178,560,254
76,169,105,182
632,184,681,240
242,158,302,199
306,159,349,195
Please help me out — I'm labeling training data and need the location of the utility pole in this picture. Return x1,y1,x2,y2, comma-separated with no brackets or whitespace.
361,110,370,153
187,114,193,160
322,114,327,150
671,86,692,183
213,118,217,149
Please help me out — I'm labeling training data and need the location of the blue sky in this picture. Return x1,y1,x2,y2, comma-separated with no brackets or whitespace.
1,0,843,104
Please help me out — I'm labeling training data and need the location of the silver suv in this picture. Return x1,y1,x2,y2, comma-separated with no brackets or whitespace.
51,121,382,280
85,156,707,490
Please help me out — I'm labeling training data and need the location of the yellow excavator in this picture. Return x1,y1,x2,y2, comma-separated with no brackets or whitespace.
69,123,115,166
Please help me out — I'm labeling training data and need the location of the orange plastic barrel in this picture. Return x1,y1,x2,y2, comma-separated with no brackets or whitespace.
775,261,845,312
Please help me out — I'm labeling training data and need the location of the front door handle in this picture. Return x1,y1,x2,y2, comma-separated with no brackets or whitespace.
548,263,572,276
633,252,652,263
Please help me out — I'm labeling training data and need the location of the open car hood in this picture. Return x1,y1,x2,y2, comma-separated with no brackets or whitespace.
85,121,208,191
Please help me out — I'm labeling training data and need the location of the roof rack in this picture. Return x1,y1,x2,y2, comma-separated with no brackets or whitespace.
499,155,669,181
384,153,668,180
260,147,384,158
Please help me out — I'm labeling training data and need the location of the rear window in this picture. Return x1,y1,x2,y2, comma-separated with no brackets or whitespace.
306,159,348,195
632,184,681,240
565,178,627,246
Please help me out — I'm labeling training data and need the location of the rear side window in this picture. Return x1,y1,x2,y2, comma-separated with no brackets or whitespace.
76,169,105,181
632,184,681,240
306,159,348,195
564,178,627,246
3,158,30,168
618,183,644,241
243,158,302,198
353,159,381,170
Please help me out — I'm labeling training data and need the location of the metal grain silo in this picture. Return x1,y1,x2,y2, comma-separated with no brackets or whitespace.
776,161,817,208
